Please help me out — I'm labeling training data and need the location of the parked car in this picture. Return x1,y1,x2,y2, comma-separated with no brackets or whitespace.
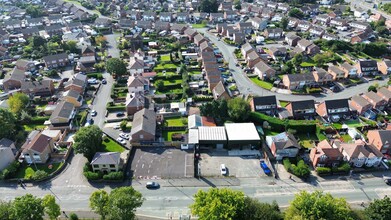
260,161,271,175
113,124,120,129
116,112,125,117
91,110,97,117
116,137,126,145
119,133,129,140
146,181,160,189
220,164,227,175
102,79,107,84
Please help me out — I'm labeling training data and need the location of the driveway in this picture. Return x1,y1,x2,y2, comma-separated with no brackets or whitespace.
198,28,389,102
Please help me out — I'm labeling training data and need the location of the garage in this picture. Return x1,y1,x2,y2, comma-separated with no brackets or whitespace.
198,126,227,149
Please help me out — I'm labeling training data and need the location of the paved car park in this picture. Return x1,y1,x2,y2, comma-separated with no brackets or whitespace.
199,154,267,178
129,147,194,179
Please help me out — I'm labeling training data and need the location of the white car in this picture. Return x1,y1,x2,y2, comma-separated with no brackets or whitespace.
116,137,126,145
91,110,97,117
119,133,129,140
113,124,120,129
220,164,227,175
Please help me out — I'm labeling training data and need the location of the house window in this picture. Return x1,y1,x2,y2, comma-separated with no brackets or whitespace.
102,165,106,167
140,134,144,139
110,164,115,168
111,169,116,172
93,165,99,168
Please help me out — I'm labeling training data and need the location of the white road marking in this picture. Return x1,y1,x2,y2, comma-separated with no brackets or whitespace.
142,164,144,169
184,154,187,177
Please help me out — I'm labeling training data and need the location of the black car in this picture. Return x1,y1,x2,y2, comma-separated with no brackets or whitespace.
146,182,160,189
102,79,107,84
116,112,125,117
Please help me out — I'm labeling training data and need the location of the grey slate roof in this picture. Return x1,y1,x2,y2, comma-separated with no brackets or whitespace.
50,101,74,122
130,109,156,136
91,152,120,165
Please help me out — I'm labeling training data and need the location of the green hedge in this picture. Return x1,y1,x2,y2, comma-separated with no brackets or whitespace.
103,171,124,180
332,162,351,173
193,96,214,102
283,159,310,179
84,171,103,180
249,112,316,133
29,116,50,124
107,105,126,112
0,161,20,180
86,73,103,80
154,74,182,80
316,167,331,175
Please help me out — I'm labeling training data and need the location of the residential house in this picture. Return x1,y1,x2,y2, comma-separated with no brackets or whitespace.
322,33,339,41
219,2,232,11
282,73,315,90
370,13,385,22
378,59,391,75
44,24,64,36
313,68,333,85
268,47,287,61
4,20,22,30
126,91,146,116
350,21,371,31
129,57,144,75
362,91,387,110
328,65,345,80
340,62,359,78
63,89,83,107
171,23,188,34
377,87,391,104
224,11,236,21
233,32,246,45
73,10,90,20
309,26,325,37
246,50,262,68
21,27,40,39
216,23,227,33
288,17,299,29
130,108,156,142
47,14,63,25
297,20,312,32
2,68,26,92
176,12,189,23
159,12,173,22
94,17,112,28
354,8,369,19
285,100,316,120
43,53,69,69
135,20,152,30
310,140,344,168
297,39,313,53
316,99,351,122
127,75,149,93
334,140,382,167
285,32,301,47
184,28,198,41
90,152,123,173
26,17,44,27
250,95,278,116
367,130,391,154
350,95,372,115
261,8,275,20
199,41,214,53
194,34,207,46
254,61,275,80
64,73,87,94
212,81,231,100
330,18,348,27
15,59,35,72
21,132,54,164
49,101,76,130
237,22,252,35
251,16,268,31
127,34,143,51
209,13,224,23
119,19,135,29
66,21,83,32
20,80,55,97
142,11,157,21
316,14,330,25
264,28,283,39
128,11,142,20
154,21,170,32
265,132,301,160
306,44,320,56
0,138,16,171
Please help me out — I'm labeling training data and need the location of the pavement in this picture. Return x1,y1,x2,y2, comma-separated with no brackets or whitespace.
198,28,389,102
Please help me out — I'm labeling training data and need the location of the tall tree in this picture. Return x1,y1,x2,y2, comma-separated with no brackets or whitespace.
106,58,127,77
11,194,44,220
288,8,304,19
365,196,391,220
0,109,17,140
240,197,282,220
90,190,109,220
285,191,353,220
200,99,229,124
30,36,46,48
108,187,144,220
199,0,218,13
190,188,246,220
0,200,12,220
234,0,241,10
73,125,103,161
280,17,289,30
42,195,61,220
8,93,29,116
227,97,251,122
95,36,107,48
26,5,44,18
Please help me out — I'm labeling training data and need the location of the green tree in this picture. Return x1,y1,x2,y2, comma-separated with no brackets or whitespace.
0,109,17,140
376,26,389,36
234,0,241,10
8,93,29,115
69,213,79,220
11,194,44,220
0,200,12,220
95,36,107,48
154,80,164,91
26,5,44,18
190,188,245,220
42,195,61,220
120,120,128,131
365,196,391,220
200,99,229,124
90,190,109,220
73,125,103,161
108,187,144,220
368,85,377,92
199,0,218,13
241,197,282,220
106,58,127,77
64,41,79,53
280,17,289,30
227,97,251,122
292,53,303,67
288,8,304,19
285,191,353,220
30,36,46,48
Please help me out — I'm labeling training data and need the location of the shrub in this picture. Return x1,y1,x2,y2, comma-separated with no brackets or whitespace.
69,213,79,220
103,171,124,180
106,105,126,112
29,116,50,124
84,171,102,180
0,161,20,179
120,120,127,131
332,162,351,173
171,133,184,141
83,162,91,172
32,170,48,180
291,160,311,179
316,167,331,175
283,158,292,171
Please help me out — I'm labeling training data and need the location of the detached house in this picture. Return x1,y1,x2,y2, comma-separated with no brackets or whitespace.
266,132,301,160
282,73,315,90
254,61,275,80
285,33,301,47
127,75,149,94
91,152,123,173
21,132,54,164
285,100,316,120
310,140,344,168
250,96,278,116
316,99,351,122
264,28,283,39
130,109,156,142
64,73,87,94
3,68,26,92
367,130,391,154
328,65,345,80
377,87,391,104
312,68,333,85
49,101,76,130
15,59,35,72
63,89,83,108
237,22,252,35
340,62,359,78
129,58,144,75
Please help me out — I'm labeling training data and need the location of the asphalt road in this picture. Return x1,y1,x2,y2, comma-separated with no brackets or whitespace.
198,28,388,102
346,0,391,20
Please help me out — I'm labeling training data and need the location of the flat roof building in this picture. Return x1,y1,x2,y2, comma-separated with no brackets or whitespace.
225,123,261,148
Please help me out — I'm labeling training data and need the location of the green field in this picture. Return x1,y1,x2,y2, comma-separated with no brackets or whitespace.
162,130,186,141
103,138,125,153
192,24,206,28
249,77,273,90
23,125,47,132
15,162,64,179
160,55,171,61
163,79,183,85
165,117,187,127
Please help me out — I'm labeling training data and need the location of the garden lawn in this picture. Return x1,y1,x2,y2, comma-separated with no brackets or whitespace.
157,71,177,77
165,117,187,127
162,130,186,141
160,55,171,61
279,101,289,107
344,119,363,128
163,79,182,85
300,140,314,149
103,138,125,153
192,24,207,28
15,162,64,179
249,77,273,90
263,129,280,136
300,61,316,67
340,134,353,142
23,125,47,132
